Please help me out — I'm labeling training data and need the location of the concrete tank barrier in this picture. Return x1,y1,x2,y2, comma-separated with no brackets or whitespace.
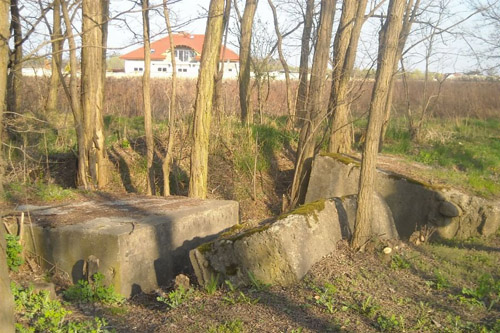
190,196,397,287
13,196,239,297
305,153,500,239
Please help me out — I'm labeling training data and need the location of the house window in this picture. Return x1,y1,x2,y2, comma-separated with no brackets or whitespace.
175,49,193,62
228,68,233,72
162,68,167,72
158,67,162,72
151,48,155,53
183,68,187,72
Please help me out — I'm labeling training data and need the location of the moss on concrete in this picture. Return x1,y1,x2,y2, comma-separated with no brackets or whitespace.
319,153,360,166
225,264,239,276
278,199,326,224
197,241,215,254
227,224,272,242
220,224,245,238
386,173,447,191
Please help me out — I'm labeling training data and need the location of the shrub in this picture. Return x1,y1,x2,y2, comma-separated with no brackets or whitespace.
5,234,24,272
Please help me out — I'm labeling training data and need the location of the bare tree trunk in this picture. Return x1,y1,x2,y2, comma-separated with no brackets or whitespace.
213,0,231,122
352,0,406,250
61,0,87,188
7,0,23,114
189,0,226,199
238,0,259,126
161,0,177,196
268,0,294,128
46,0,63,113
290,0,336,207
81,0,110,189
328,0,368,153
379,0,420,149
0,0,10,195
295,0,314,127
142,0,155,195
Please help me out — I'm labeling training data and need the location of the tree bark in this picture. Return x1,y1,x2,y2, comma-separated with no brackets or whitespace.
290,0,336,207
327,0,368,153
46,0,63,113
352,0,406,250
7,0,23,114
142,0,155,195
81,0,110,189
0,0,10,195
189,0,226,198
161,0,177,196
295,0,315,127
238,0,259,126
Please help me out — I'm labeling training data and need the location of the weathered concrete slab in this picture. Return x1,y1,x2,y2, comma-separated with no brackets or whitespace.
15,196,239,297
0,226,15,333
190,196,397,287
306,153,500,239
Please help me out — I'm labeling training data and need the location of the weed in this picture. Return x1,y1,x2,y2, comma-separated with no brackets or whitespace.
433,269,450,290
34,182,75,201
223,280,259,305
11,283,110,332
63,273,124,305
248,271,270,291
5,234,24,272
156,285,194,309
311,282,337,314
390,254,411,270
460,274,500,310
376,314,403,332
208,319,244,333
205,274,220,295
360,296,380,319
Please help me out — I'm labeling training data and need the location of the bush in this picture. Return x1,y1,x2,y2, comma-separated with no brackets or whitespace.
5,234,24,272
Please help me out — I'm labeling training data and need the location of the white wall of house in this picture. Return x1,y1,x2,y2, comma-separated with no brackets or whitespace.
123,59,239,79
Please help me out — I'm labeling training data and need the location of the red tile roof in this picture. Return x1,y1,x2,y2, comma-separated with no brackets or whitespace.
120,33,239,62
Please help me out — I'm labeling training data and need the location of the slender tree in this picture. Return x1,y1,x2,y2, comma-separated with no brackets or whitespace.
46,0,63,113
0,0,10,195
352,0,407,250
80,0,110,188
238,0,259,126
295,0,315,127
290,0,336,207
160,0,185,196
142,0,155,195
189,0,227,198
327,0,369,153
7,0,23,114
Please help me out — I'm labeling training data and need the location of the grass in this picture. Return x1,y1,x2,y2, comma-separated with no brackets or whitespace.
3,181,75,203
380,117,500,197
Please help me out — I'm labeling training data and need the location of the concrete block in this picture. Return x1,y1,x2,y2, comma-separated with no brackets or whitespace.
0,227,15,333
17,196,239,297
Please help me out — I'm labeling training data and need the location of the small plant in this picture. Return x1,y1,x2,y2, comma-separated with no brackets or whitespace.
312,282,337,314
248,271,270,291
360,296,381,319
205,273,220,295
377,314,403,332
63,272,124,305
433,269,450,290
390,254,411,270
156,285,194,309
5,234,24,272
460,274,500,310
208,319,244,333
11,283,110,332
223,280,259,305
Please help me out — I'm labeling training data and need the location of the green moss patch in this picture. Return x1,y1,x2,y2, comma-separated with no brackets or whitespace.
279,199,326,224
319,153,360,166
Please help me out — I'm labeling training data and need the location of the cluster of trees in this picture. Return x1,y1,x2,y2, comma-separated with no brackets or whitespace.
0,0,499,250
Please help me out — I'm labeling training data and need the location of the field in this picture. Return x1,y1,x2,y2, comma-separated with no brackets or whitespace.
4,76,500,332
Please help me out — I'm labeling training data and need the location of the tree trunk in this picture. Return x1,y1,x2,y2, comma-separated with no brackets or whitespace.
268,0,294,128
161,0,177,196
142,0,155,195
379,0,420,149
328,0,368,153
189,0,226,199
61,0,87,188
238,0,259,126
290,0,336,207
81,0,109,189
7,0,23,114
295,0,314,127
46,0,63,113
0,0,10,195
352,0,406,250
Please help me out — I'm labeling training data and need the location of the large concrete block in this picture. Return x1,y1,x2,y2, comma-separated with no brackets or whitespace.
16,196,239,297
0,226,15,333
306,153,500,239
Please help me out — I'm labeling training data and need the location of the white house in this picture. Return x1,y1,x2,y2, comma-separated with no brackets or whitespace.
120,33,239,78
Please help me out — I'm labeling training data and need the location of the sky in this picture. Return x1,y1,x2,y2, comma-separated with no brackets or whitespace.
105,0,492,74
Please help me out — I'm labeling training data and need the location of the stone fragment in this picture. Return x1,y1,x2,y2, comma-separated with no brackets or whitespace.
439,201,461,217
84,255,100,282
0,227,15,333
174,274,190,290
32,282,57,300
